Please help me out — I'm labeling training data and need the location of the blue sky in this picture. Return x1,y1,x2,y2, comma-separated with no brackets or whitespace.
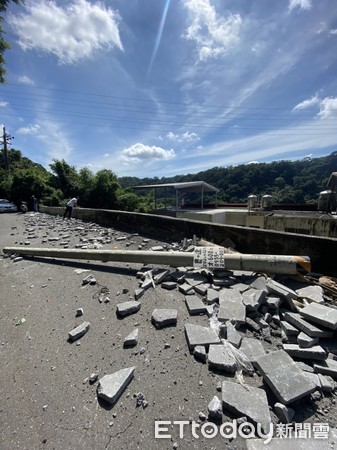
1,0,337,178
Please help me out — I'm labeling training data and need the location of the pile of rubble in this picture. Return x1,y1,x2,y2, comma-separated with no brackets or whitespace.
4,213,337,445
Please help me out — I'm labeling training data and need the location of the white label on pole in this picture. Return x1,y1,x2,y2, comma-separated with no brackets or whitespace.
193,247,226,269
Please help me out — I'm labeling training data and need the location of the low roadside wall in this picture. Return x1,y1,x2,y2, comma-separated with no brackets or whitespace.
40,206,337,277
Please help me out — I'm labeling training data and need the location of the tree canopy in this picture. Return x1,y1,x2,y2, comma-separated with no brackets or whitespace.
0,0,21,84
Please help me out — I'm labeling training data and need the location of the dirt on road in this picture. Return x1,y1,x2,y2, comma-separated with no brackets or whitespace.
1,212,337,450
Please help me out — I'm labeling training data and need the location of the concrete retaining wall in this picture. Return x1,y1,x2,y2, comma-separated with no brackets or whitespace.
40,206,337,276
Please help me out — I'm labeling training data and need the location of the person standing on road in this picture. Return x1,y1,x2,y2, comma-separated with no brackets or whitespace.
63,196,79,219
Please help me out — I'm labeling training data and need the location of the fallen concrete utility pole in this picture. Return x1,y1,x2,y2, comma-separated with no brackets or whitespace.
3,246,311,275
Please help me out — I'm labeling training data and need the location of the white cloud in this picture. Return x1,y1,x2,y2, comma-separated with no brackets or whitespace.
182,0,242,61
17,75,35,85
288,0,312,11
17,124,41,135
103,153,110,158
9,0,123,65
166,131,200,142
318,97,337,119
330,29,337,35
292,95,320,111
120,143,175,163
0,101,8,107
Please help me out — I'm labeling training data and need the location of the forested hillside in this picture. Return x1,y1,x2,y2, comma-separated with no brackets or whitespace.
1,148,336,209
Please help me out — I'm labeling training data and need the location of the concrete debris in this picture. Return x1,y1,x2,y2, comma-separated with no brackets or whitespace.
75,308,84,317
296,285,325,304
97,367,135,405
297,331,319,348
300,302,337,330
273,402,295,423
184,323,220,350
222,380,272,433
207,395,222,421
313,359,337,378
68,322,90,342
185,295,207,315
208,344,236,373
151,309,177,328
255,350,316,405
193,345,207,363
224,321,242,348
282,343,327,360
116,301,141,318
239,338,266,366
282,311,333,338
124,328,139,347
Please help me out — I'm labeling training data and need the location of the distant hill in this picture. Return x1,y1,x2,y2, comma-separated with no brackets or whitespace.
119,152,337,204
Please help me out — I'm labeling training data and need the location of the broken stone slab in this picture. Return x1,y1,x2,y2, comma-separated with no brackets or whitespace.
280,320,300,336
161,281,177,290
194,283,209,296
208,344,236,373
153,269,170,285
97,367,135,405
245,317,261,332
242,289,266,312
229,282,251,293
247,276,268,292
274,402,295,423
255,349,316,405
283,344,327,360
123,328,139,347
207,395,222,421
225,321,242,348
185,273,208,287
265,296,282,312
116,301,141,318
218,291,246,324
313,359,337,378
303,371,322,390
282,311,333,338
151,309,177,328
185,295,207,315
266,279,298,311
134,288,144,300
297,331,319,348
300,303,337,330
206,288,219,304
296,285,325,304
184,323,220,350
222,380,272,433
219,288,243,304
178,282,194,295
193,345,207,363
318,373,335,392
68,322,90,341
239,338,266,366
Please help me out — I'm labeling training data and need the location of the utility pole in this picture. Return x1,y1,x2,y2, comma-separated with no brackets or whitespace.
1,126,14,172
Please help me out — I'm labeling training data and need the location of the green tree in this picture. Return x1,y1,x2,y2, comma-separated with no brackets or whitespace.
87,169,119,209
49,159,80,199
1,0,21,84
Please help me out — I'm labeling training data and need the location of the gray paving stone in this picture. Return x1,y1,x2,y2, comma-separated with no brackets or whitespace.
313,359,337,378
207,395,222,420
266,279,298,311
185,295,207,315
116,301,141,317
193,345,207,363
123,328,139,347
265,296,282,312
184,323,220,350
194,283,209,296
282,311,333,338
296,285,325,304
185,273,208,286
283,344,327,360
274,402,295,423
178,282,194,295
225,321,242,348
208,344,236,373
300,303,337,330
219,288,243,304
297,331,319,348
222,380,272,433
206,288,219,304
255,350,316,404
68,322,90,341
218,292,246,324
303,371,322,389
229,282,250,293
151,309,177,328
281,320,300,336
318,373,335,392
161,281,177,290
242,289,266,312
97,367,135,405
239,338,266,365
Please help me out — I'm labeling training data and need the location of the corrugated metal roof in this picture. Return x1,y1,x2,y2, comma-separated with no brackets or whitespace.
133,181,218,192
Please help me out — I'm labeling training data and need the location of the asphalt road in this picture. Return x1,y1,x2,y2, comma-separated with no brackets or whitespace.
1,212,337,450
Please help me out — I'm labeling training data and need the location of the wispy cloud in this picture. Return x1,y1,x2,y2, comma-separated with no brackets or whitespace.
17,75,35,86
9,0,123,65
120,143,175,163
0,101,9,107
330,29,337,35
182,0,242,61
318,97,337,119
17,124,41,135
288,0,312,12
166,131,200,142
293,95,320,111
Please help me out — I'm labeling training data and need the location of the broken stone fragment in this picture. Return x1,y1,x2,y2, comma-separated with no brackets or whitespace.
282,311,333,338
300,303,337,330
207,395,222,421
97,367,135,405
239,338,266,366
161,281,177,290
193,345,207,363
151,309,177,328
225,321,242,348
75,308,84,317
282,344,327,360
297,331,319,348
222,380,272,433
116,301,141,318
68,322,90,341
185,295,207,315
313,359,337,378
255,349,316,405
184,323,220,350
208,344,236,373
274,402,295,423
124,328,139,347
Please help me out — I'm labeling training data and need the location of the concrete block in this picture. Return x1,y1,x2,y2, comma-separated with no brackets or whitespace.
219,288,243,304
206,288,219,304
300,303,337,330
282,311,333,338
274,402,295,423
239,338,266,365
208,344,236,373
185,273,208,286
185,295,207,315
193,345,207,363
97,367,135,405
194,283,209,296
161,281,177,290
68,322,90,341
318,373,335,392
222,380,272,433
242,289,266,312
116,301,141,317
313,359,337,378
207,395,222,421
266,279,298,311
218,291,246,324
297,331,319,348
283,344,327,360
225,321,242,348
296,285,325,304
184,323,220,350
281,320,300,336
151,309,177,328
178,282,194,295
123,328,139,347
255,350,316,404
